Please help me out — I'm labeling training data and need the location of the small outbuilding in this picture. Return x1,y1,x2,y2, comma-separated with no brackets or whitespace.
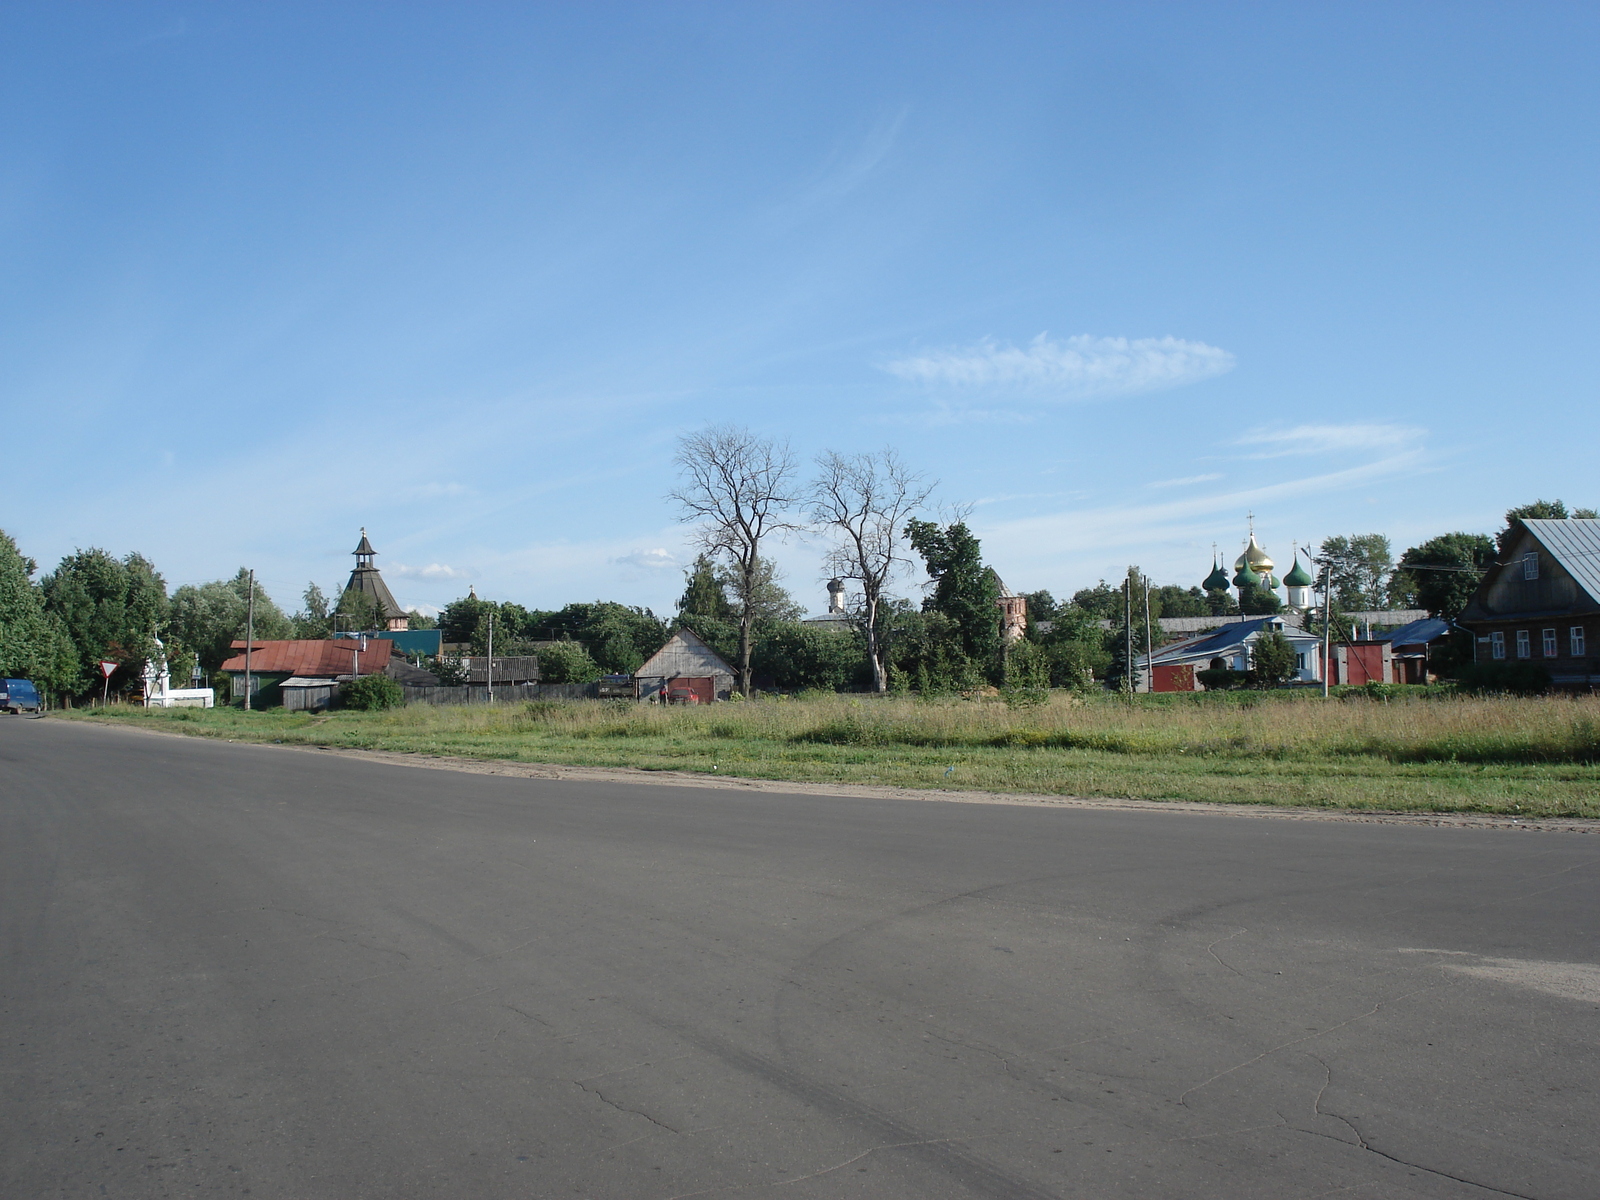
634,629,736,701
1143,617,1322,691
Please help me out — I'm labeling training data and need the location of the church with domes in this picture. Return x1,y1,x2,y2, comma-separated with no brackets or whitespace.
1201,521,1316,615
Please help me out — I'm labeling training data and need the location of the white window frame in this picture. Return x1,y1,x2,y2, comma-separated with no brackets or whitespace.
1516,630,1531,659
1543,628,1559,658
1522,552,1540,580
1573,626,1588,657
1490,631,1505,660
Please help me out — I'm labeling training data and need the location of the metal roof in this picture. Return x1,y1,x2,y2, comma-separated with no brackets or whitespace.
221,639,393,675
1372,618,1450,647
1522,519,1600,604
1147,618,1316,667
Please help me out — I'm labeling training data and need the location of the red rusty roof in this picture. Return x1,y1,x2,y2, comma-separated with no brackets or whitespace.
220,639,393,677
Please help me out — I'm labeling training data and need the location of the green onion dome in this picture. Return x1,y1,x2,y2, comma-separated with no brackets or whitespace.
1203,560,1230,591
1268,574,1281,590
1283,556,1313,588
1233,562,1261,589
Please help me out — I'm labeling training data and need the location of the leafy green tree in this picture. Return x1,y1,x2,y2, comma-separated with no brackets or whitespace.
1238,584,1283,615
0,529,79,698
537,641,602,684
1035,604,1109,688
1318,534,1394,610
405,609,438,630
677,554,733,620
292,582,333,639
1021,589,1059,635
1150,584,1208,618
438,592,490,645
1390,533,1495,620
335,586,382,634
753,624,864,692
40,548,170,693
1249,629,1297,687
168,572,291,672
1070,580,1123,620
1001,638,1051,707
906,520,1001,680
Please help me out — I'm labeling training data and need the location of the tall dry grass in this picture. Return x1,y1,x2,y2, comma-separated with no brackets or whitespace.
352,690,1600,765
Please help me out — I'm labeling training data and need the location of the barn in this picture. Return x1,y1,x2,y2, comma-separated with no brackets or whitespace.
634,629,736,702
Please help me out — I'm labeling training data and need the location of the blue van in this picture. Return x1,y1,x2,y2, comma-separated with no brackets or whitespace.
1,678,42,714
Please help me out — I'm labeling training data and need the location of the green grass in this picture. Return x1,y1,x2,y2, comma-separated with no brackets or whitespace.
56,690,1600,819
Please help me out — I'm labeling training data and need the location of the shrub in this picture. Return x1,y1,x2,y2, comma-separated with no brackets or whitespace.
1196,667,1244,691
1454,662,1552,696
538,641,601,684
341,673,403,711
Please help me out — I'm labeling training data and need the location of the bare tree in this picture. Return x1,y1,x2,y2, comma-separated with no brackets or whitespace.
670,425,801,696
811,448,935,693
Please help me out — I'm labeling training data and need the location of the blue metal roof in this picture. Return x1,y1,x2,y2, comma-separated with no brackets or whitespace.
1372,617,1450,647
1148,617,1316,666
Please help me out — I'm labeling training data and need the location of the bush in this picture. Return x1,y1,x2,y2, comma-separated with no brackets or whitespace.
538,641,601,684
340,673,403,710
1196,667,1245,691
1455,662,1552,696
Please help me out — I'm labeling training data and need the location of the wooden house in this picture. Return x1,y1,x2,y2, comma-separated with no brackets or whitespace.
1458,518,1600,689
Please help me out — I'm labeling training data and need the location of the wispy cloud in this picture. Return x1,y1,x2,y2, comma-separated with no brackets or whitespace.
614,548,678,571
389,562,471,580
780,105,910,216
1148,472,1223,489
883,334,1234,401
1235,423,1424,458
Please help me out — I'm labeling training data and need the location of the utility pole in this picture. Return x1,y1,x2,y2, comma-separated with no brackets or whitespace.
486,610,494,704
1142,574,1155,696
244,569,256,711
1123,574,1133,700
1320,557,1332,699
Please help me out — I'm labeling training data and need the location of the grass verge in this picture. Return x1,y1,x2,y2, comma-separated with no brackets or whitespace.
52,690,1600,819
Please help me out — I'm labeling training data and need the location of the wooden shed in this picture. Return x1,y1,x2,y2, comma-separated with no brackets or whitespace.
634,630,736,701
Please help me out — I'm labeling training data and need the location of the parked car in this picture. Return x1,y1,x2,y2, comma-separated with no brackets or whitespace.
665,686,701,705
1,678,42,714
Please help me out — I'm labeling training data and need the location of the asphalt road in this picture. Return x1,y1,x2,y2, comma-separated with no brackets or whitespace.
3,718,1598,1200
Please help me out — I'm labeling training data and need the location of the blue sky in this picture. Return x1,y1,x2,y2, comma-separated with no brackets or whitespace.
4,2,1597,617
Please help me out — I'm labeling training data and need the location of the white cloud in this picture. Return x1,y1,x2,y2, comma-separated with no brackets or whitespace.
614,548,679,571
389,562,472,580
1148,472,1223,489
883,333,1235,400
1235,423,1425,458
399,602,443,618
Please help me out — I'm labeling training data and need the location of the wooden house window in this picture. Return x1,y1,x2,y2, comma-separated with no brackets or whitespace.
1543,629,1559,658
1573,627,1588,656
1516,630,1531,659
1490,631,1505,659
1522,552,1539,580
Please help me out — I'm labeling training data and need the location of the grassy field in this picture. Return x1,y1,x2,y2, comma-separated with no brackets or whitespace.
55,689,1600,818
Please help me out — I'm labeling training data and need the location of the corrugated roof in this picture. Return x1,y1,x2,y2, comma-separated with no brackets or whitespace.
1523,519,1600,604
220,640,393,676
636,629,735,679
1373,618,1450,647
1147,618,1318,667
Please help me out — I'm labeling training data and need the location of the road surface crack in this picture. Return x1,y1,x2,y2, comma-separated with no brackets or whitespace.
574,1081,679,1134
1177,985,1435,1107
1205,928,1248,976
1303,1056,1540,1199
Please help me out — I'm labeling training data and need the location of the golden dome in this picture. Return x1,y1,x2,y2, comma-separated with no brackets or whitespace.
1242,533,1274,574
